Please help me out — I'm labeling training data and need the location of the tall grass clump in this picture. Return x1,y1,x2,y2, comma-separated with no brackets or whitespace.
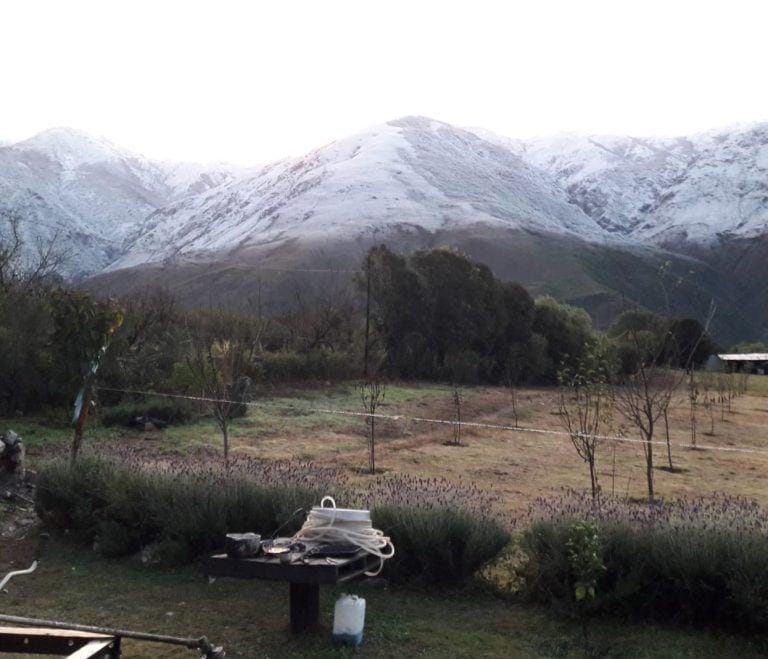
36,447,348,563
355,474,512,585
518,489,768,631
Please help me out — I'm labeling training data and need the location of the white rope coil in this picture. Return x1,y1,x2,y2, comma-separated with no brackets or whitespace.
293,496,395,576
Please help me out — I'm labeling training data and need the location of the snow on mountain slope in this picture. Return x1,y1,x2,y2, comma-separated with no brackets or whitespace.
112,117,609,269
17,128,133,170
515,123,768,246
6,118,768,281
0,129,241,275
156,161,249,200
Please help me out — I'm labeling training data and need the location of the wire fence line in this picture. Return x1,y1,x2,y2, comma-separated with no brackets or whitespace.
95,386,768,457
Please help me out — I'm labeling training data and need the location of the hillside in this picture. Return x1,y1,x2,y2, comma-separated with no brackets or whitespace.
0,128,242,275
3,118,768,342
514,123,768,246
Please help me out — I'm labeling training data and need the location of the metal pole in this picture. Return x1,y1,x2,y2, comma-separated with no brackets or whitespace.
0,614,224,658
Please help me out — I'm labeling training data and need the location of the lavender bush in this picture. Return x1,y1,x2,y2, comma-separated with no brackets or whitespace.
36,448,349,562
519,489,768,630
36,451,511,584
355,475,511,584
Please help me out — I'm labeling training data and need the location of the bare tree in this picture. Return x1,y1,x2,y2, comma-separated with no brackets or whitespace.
504,346,526,429
185,315,252,470
613,304,715,501
559,366,610,500
450,384,463,446
281,267,358,354
357,379,386,474
688,369,699,448
0,211,68,291
614,363,678,502
0,211,23,292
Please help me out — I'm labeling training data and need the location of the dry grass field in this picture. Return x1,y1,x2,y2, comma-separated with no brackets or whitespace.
3,376,768,657
114,374,768,517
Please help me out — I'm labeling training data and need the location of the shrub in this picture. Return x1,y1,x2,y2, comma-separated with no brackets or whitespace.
35,456,115,543
36,449,347,563
99,401,193,427
357,474,512,584
518,490,768,631
260,351,308,382
259,349,359,382
35,451,511,585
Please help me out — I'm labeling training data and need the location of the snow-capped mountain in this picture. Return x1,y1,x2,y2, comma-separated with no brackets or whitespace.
7,118,768,279
0,128,243,275
512,123,768,247
4,117,768,339
110,117,609,269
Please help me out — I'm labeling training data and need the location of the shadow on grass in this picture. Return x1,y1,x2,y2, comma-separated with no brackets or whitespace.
657,465,689,474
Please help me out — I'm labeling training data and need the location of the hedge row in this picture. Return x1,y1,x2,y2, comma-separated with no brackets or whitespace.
518,490,768,631
35,452,509,585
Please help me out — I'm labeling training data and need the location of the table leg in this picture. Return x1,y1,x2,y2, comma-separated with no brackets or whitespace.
289,582,320,633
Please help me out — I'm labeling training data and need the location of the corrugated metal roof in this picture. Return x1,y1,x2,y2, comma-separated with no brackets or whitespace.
717,353,768,361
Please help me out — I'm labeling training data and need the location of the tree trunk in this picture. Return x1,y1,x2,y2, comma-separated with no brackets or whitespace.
645,437,655,503
222,422,229,472
369,418,375,474
690,400,697,448
664,409,673,470
511,388,518,428
70,391,90,467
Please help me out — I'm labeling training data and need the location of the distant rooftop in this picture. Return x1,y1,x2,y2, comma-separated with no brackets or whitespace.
717,353,768,361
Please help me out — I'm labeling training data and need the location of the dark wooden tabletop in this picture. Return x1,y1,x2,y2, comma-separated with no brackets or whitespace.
205,547,380,585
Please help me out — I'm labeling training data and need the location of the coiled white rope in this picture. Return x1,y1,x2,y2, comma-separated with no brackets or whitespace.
293,496,395,576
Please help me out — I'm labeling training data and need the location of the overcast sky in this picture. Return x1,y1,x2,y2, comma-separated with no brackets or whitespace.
2,0,766,164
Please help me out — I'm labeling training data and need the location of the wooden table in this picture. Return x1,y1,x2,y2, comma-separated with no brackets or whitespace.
205,546,378,633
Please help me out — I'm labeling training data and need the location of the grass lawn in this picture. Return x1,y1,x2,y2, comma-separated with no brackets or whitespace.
2,533,767,659
4,378,768,656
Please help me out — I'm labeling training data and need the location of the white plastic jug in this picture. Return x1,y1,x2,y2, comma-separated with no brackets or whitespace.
332,594,366,646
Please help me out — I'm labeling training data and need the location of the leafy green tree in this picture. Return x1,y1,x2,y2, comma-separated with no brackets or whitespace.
49,290,124,400
729,341,768,353
363,245,535,384
364,246,428,377
608,308,667,375
99,287,181,398
48,289,124,462
0,286,51,414
531,296,596,383
410,248,504,374
0,211,67,414
662,318,718,368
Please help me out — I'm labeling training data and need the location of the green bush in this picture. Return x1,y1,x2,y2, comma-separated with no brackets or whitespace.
37,457,128,539
518,491,768,631
357,474,512,585
35,452,343,564
35,453,510,585
259,349,359,382
260,351,308,381
305,349,359,381
373,505,509,584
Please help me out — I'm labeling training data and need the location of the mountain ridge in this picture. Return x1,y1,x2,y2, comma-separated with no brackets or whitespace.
2,117,768,341
108,116,611,271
